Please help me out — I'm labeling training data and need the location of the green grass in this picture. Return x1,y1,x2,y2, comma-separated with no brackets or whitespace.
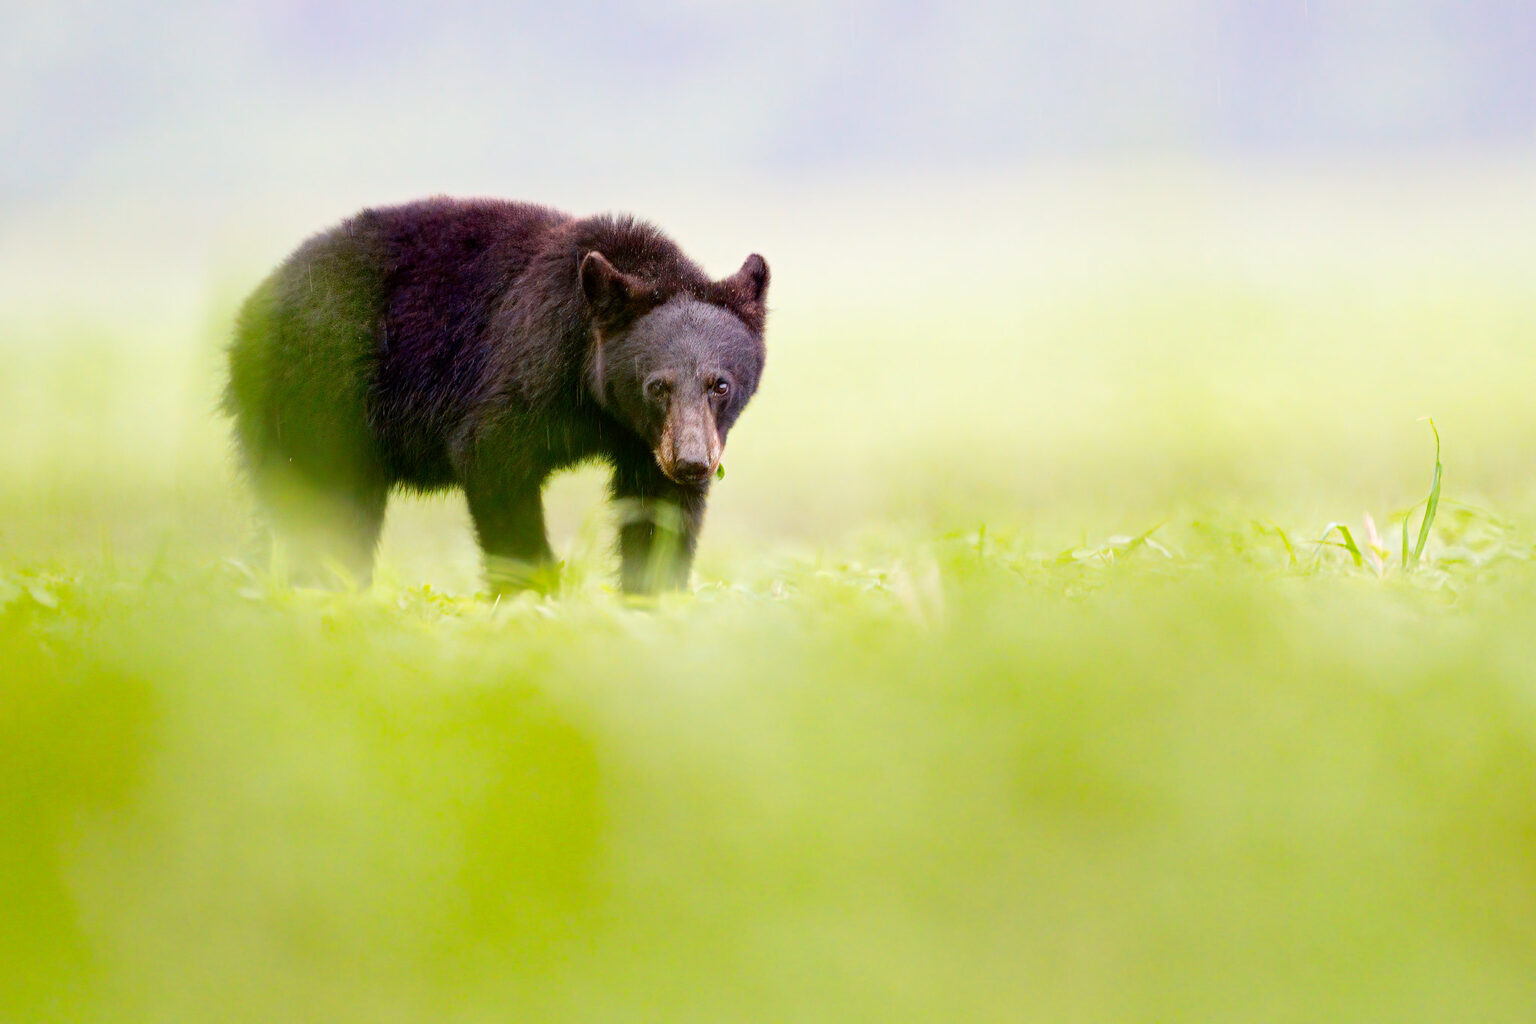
6,517,1536,1023
6,172,1536,1022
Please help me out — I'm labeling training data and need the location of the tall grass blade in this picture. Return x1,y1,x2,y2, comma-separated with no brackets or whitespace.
1401,418,1443,570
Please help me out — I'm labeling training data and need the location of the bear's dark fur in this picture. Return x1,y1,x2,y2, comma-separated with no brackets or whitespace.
224,197,769,594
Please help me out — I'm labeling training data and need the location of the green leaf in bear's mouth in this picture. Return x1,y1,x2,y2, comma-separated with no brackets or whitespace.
716,463,726,480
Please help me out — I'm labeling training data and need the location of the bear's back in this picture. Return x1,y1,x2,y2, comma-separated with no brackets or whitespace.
369,197,569,358
358,199,571,482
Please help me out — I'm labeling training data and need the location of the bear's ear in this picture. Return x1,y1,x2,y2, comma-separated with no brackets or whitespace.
579,251,642,321
714,254,770,332
725,253,769,303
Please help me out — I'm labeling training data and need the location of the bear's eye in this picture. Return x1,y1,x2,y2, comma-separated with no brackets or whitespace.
710,379,730,398
646,378,672,401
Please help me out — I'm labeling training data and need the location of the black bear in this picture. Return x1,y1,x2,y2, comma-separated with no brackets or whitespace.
224,197,769,594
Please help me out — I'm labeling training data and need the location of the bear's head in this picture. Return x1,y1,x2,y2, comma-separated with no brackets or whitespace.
580,250,768,486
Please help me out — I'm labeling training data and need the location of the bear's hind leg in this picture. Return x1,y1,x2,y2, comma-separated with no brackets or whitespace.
257,469,388,589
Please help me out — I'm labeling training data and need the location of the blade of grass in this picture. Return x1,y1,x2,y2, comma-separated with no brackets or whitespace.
1318,522,1364,568
1268,522,1298,566
1401,417,1443,570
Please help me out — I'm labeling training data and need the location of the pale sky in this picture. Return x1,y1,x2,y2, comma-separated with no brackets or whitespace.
5,0,1532,211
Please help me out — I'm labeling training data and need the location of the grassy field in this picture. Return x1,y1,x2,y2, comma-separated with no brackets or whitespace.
4,166,1536,1022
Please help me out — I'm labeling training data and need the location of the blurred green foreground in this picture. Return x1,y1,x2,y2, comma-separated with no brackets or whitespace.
3,168,1536,1022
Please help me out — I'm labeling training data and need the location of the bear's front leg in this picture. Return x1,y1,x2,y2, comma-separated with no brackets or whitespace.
465,475,559,595
610,459,707,594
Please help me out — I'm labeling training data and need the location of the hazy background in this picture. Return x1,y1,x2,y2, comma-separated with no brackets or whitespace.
4,1,1534,570
5,1,1534,292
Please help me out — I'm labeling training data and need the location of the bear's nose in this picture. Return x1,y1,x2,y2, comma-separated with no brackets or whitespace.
671,457,712,484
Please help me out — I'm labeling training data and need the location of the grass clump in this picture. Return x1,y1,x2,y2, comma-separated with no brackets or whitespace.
5,506,1536,1023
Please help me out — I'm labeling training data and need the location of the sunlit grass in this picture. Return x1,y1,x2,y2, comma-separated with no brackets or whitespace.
5,514,1536,1022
